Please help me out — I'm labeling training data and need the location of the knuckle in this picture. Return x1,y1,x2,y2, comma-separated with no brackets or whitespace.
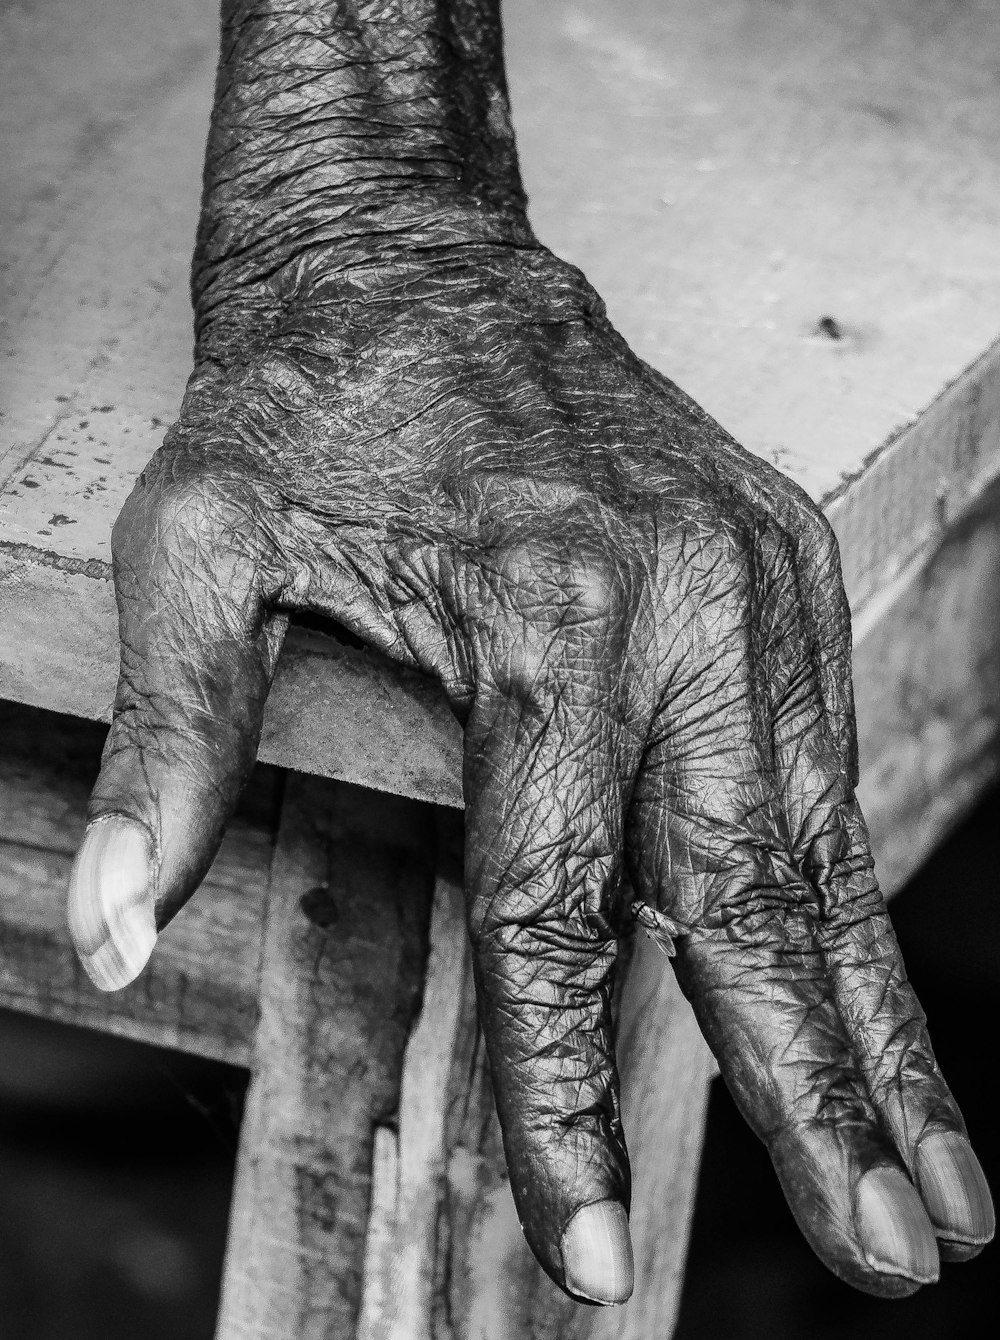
112,456,267,610
668,513,757,633
769,478,847,590
489,533,635,623
146,474,241,557
800,505,844,584
677,502,756,576
473,531,639,696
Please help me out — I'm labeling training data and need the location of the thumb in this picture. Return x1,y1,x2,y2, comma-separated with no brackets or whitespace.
68,458,287,991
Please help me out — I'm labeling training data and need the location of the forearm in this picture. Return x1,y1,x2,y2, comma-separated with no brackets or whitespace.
194,0,532,331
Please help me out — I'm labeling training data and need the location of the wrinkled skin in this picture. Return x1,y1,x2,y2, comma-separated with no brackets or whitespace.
67,0,992,1311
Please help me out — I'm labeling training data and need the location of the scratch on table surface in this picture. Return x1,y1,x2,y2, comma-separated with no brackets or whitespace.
0,538,111,581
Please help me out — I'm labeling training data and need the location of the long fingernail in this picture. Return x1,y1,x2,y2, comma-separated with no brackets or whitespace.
855,1166,939,1284
561,1200,634,1305
67,817,157,992
917,1132,995,1248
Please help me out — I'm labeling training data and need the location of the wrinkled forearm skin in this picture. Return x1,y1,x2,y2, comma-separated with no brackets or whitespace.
194,0,531,347
67,0,993,1313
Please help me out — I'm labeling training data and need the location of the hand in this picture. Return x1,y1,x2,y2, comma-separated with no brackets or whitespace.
66,226,993,1305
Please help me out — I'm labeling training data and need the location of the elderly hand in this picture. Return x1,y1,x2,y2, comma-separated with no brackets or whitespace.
66,0,992,1309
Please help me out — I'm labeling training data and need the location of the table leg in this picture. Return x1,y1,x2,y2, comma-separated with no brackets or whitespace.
215,775,435,1340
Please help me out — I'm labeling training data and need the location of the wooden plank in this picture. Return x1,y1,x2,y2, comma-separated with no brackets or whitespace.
0,560,464,806
2,0,999,820
508,0,1000,502
216,778,435,1340
0,700,277,1066
829,338,1000,630
853,472,1000,895
356,813,470,1340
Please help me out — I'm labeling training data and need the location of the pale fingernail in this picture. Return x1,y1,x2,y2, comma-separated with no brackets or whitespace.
67,817,157,992
561,1200,634,1305
917,1132,995,1248
855,1166,939,1284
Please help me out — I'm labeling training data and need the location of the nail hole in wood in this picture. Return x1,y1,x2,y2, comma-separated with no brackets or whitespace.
299,886,339,929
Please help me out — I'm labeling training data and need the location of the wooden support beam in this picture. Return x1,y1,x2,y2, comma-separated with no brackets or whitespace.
852,471,1000,895
216,777,435,1339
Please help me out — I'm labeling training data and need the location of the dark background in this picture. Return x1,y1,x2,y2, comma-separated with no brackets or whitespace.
0,786,995,1339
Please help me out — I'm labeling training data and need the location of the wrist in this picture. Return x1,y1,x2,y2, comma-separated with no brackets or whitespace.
193,0,532,329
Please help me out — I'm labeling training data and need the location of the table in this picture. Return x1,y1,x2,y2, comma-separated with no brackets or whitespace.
3,2,999,1335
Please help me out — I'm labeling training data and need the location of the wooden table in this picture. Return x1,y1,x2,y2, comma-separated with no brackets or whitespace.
2,2,999,1336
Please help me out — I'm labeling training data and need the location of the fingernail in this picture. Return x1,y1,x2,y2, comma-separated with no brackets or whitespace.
561,1200,634,1305
855,1166,939,1284
67,817,157,992
917,1132,995,1247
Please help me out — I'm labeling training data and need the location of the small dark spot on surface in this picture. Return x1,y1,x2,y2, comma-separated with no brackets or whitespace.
814,315,843,340
38,456,63,468
300,886,339,929
151,416,164,428
935,479,950,528
23,478,40,489
93,404,115,413
857,101,903,127
37,529,52,536
95,457,110,464
55,394,70,403
48,513,76,527
78,420,89,428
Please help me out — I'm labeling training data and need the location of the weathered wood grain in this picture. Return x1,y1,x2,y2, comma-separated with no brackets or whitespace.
508,0,1000,502
357,812,469,1340
853,472,1000,895
216,777,435,1340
